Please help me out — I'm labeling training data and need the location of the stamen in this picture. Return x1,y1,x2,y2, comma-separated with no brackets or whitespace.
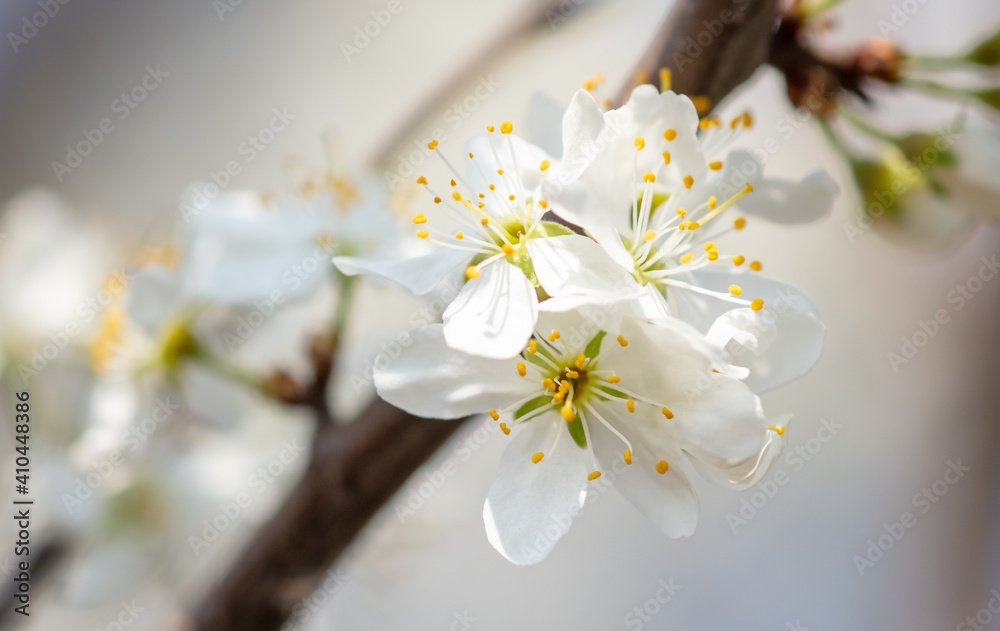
502,243,515,256
489,409,499,421
566,370,579,379
416,230,429,239
500,121,513,134
588,470,602,481
662,151,671,165
634,137,645,150
707,196,717,210
729,285,742,296
750,260,762,271
643,229,657,241
732,255,745,266
427,140,439,150
412,213,427,224
661,406,674,419
575,354,587,369
734,217,746,230
562,404,576,421
617,335,628,347
607,375,621,384
416,176,428,184
655,460,670,474
487,125,495,132
659,68,672,91
548,330,561,342
626,400,635,413
516,362,527,377
540,160,550,171
768,425,786,435
664,129,677,141
643,172,656,183
683,175,694,189
466,266,481,279
529,340,537,354
623,449,632,465
532,452,544,464
679,252,693,264
500,422,511,435
709,161,723,170
751,298,764,311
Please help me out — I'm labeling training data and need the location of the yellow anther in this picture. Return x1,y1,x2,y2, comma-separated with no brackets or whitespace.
487,125,495,132
508,194,515,201
643,172,656,183
708,196,717,210
575,354,586,369
634,137,645,150
709,160,723,171
500,422,511,435
623,449,632,465
500,121,513,134
416,230,429,239
588,470,602,481
659,67,672,91
479,193,485,198
481,217,489,225
531,452,544,464
643,229,657,241
729,284,743,296
455,231,464,240
433,196,442,204
450,179,457,187
427,140,438,150
516,362,527,377
655,460,670,474
691,95,710,113
538,200,548,209
662,151,671,165
489,409,499,421
732,255,745,266
416,175,428,184
562,404,576,421
617,335,628,347
751,298,764,311
412,213,427,224
768,425,786,435
607,375,621,384
676,207,686,217
489,184,495,191
497,169,505,176
540,159,551,171
743,112,753,127
502,243,515,256
747,182,754,193
734,217,746,230
566,370,579,379
750,260,762,271
730,116,742,129
707,250,718,261
469,152,475,158
664,129,677,141
478,202,486,209
679,252,694,264
542,377,554,389
465,266,481,279
452,191,462,201
626,400,635,413
703,242,716,251
553,392,565,403
548,330,561,342
529,340,537,354
683,175,694,189
662,406,674,420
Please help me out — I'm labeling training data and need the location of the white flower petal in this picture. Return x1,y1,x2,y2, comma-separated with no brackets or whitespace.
464,132,553,195
373,324,534,419
442,261,538,359
544,183,635,270
484,417,589,565
603,318,767,462
125,267,184,335
557,89,608,181
687,414,792,491
589,402,699,538
734,171,838,224
708,306,825,393
334,247,468,296
953,123,1000,192
529,234,642,306
524,91,568,158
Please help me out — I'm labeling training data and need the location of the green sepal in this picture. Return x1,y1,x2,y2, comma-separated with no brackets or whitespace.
584,330,606,360
514,395,554,421
566,416,587,448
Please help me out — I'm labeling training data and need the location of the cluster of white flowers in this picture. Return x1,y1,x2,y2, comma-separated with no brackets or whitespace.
339,85,837,564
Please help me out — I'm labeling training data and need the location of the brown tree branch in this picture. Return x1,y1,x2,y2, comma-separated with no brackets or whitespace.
192,2,785,630
615,0,781,108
